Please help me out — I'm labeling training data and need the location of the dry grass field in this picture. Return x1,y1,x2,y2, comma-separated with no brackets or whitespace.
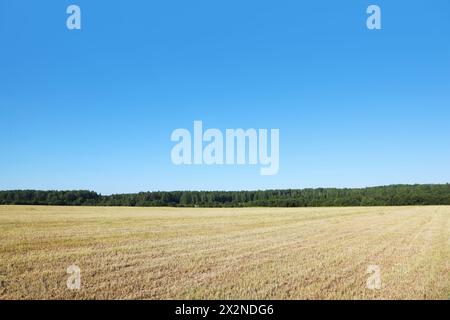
0,205,449,300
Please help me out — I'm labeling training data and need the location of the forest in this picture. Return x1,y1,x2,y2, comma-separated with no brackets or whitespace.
1,184,450,207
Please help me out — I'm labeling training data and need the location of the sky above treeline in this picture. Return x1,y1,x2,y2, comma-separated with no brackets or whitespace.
0,0,449,194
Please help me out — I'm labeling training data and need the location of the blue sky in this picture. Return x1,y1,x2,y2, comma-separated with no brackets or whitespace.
0,0,449,194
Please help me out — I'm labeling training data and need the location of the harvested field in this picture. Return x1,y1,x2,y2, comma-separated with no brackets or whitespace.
0,205,449,299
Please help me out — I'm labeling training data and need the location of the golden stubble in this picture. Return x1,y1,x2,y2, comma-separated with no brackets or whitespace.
0,205,448,299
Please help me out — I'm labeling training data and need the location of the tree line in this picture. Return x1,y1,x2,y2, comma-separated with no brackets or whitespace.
1,184,450,207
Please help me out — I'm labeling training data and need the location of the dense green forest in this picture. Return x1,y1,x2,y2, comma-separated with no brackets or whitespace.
1,184,450,207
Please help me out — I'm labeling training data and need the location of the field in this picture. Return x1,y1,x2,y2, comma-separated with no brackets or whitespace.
0,205,449,300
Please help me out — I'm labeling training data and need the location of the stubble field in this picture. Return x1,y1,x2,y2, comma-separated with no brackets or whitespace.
0,205,449,299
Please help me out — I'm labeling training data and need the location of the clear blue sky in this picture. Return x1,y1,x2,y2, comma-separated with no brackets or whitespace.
1,0,449,194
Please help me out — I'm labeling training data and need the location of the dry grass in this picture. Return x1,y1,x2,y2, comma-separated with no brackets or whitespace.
0,205,449,300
